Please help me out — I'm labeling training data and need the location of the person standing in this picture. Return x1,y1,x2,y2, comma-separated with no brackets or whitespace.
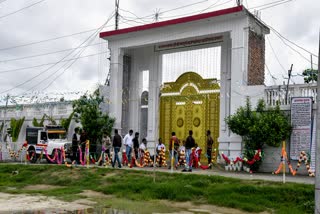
105,132,112,161
156,138,166,166
101,132,111,165
183,130,195,172
168,132,179,169
139,138,147,161
179,140,186,153
123,130,133,162
206,130,214,167
79,129,88,156
156,138,166,154
132,132,140,159
112,129,122,168
139,138,147,152
71,127,80,163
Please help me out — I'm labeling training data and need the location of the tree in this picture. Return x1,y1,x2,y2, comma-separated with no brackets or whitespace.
32,114,56,127
10,117,25,142
302,68,318,83
72,89,115,152
60,112,74,133
226,98,292,171
32,116,45,127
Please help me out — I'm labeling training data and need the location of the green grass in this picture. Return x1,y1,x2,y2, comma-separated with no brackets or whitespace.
0,163,315,213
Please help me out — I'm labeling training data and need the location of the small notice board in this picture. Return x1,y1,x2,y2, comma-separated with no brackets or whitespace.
290,97,312,160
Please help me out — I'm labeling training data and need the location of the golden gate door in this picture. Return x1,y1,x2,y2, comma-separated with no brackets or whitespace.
159,72,220,161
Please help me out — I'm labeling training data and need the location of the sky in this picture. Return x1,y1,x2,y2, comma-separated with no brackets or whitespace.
0,0,318,105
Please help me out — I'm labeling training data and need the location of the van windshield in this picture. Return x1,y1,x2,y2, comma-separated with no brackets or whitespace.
48,133,66,140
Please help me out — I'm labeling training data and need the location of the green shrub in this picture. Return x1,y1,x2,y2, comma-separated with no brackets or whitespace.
226,98,292,170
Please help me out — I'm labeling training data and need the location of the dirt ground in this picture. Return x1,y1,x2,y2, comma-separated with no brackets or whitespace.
0,185,267,214
0,192,91,213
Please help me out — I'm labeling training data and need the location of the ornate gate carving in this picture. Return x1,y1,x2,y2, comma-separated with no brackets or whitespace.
159,72,220,159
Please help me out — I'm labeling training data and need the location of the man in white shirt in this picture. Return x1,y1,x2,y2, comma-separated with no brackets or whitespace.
123,130,133,162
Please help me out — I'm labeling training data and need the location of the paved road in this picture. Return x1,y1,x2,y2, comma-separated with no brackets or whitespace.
125,166,315,185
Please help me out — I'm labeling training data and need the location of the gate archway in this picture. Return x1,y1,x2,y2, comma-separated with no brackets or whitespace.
159,72,220,156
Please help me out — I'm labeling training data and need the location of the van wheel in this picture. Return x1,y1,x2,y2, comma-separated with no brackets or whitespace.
28,149,37,163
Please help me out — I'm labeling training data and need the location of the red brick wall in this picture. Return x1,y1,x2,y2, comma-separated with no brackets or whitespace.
248,30,265,85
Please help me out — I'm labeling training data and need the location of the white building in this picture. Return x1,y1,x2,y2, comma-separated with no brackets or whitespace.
99,6,270,158
0,101,74,142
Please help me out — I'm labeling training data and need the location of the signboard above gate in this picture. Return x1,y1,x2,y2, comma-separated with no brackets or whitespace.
155,35,223,51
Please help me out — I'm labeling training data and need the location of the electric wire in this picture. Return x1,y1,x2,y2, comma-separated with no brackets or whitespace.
0,0,222,78
40,52,90,92
160,0,233,19
0,12,115,95
0,0,46,19
158,0,209,14
27,14,115,93
0,0,211,52
119,0,212,21
2,2,231,97
0,15,167,74
23,25,112,94
198,0,223,13
266,36,288,76
270,26,318,57
0,51,108,74
0,28,97,52
255,0,293,11
272,30,318,66
3,1,316,94
249,0,292,10
265,63,277,85
119,19,136,27
30,49,91,93
36,33,101,92
252,14,318,66
119,8,153,22
0,42,103,63
120,15,149,25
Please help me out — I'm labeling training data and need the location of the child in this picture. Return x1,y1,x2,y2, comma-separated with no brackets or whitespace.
195,143,202,161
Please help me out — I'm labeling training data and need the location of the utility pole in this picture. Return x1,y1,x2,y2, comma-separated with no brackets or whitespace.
285,64,293,105
1,94,9,143
315,30,320,214
115,0,120,30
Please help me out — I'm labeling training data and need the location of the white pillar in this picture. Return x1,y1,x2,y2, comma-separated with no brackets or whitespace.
128,50,142,131
218,27,248,159
218,35,231,155
228,28,247,158
146,51,161,155
109,48,124,133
